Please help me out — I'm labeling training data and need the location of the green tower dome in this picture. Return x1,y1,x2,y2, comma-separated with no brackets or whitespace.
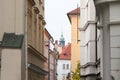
60,34,65,41
59,33,65,46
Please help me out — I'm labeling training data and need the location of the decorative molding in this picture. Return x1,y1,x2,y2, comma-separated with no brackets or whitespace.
39,14,44,20
29,0,36,6
39,0,42,4
80,21,96,31
27,8,32,16
80,62,96,68
34,7,40,14
42,19,46,25
28,63,48,75
80,40,96,47
94,0,120,5
28,44,47,61
80,73,97,77
109,21,120,25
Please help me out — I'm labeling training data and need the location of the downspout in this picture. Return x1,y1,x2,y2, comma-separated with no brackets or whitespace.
48,41,50,80
93,0,98,65
77,4,78,43
48,49,50,80
0,41,1,64
24,0,28,80
95,20,98,63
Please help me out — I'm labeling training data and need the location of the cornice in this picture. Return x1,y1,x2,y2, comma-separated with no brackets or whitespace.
29,0,36,6
42,19,46,25
94,0,120,5
28,44,47,61
80,21,96,31
34,7,40,14
38,14,44,20
80,62,96,68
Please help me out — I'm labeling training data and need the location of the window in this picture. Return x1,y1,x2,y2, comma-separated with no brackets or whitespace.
67,64,69,69
63,64,65,69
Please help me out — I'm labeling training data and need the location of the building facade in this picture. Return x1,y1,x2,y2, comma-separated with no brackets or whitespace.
44,28,57,80
27,0,47,80
80,0,96,80
80,0,120,80
67,7,80,73
57,43,71,80
0,0,49,80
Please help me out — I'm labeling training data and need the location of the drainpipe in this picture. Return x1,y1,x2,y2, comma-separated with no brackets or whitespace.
101,5,111,80
45,41,50,80
48,48,50,80
0,41,1,61
95,20,98,63
24,0,28,80
45,40,50,80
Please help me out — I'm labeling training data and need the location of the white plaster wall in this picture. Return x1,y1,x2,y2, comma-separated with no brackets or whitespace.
110,2,120,22
110,2,120,80
1,49,22,80
80,0,96,28
80,0,96,76
57,60,71,80
110,25,120,80
87,0,96,21
80,46,85,65
80,6,88,28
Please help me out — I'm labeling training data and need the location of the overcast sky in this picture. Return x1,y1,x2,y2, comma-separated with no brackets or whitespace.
45,0,80,44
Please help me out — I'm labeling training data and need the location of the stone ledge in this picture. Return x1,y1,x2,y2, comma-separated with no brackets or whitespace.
94,0,120,5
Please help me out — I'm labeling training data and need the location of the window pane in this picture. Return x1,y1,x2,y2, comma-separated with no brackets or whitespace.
63,64,65,69
67,64,69,69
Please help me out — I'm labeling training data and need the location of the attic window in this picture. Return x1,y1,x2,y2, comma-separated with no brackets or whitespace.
63,53,67,56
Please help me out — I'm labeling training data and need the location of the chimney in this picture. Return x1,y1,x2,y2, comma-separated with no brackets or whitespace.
55,40,58,44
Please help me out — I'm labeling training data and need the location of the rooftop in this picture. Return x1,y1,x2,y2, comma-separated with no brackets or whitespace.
67,7,80,15
59,43,71,60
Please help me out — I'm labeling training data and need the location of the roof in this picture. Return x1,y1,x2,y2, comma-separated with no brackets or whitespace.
67,7,80,15
1,33,24,48
67,7,80,23
59,43,71,60
45,28,53,40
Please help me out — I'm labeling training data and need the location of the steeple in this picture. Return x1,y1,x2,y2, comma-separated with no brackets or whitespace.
59,32,65,47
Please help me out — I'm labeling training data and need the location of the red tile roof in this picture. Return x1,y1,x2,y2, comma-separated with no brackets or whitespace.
67,7,80,23
67,7,80,15
59,43,71,60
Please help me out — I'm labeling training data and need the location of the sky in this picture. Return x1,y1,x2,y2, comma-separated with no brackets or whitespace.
45,0,80,44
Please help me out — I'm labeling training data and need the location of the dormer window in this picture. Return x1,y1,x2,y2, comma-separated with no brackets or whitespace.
64,53,67,56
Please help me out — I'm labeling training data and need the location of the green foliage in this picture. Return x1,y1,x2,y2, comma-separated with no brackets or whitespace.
72,62,80,80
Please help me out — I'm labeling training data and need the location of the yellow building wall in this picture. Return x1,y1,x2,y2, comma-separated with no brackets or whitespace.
71,15,80,72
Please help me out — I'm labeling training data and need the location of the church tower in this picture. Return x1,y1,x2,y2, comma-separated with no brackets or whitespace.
59,33,65,47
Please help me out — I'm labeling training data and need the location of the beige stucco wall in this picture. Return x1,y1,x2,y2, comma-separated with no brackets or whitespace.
1,49,22,80
0,0,25,41
70,15,80,72
0,0,25,80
